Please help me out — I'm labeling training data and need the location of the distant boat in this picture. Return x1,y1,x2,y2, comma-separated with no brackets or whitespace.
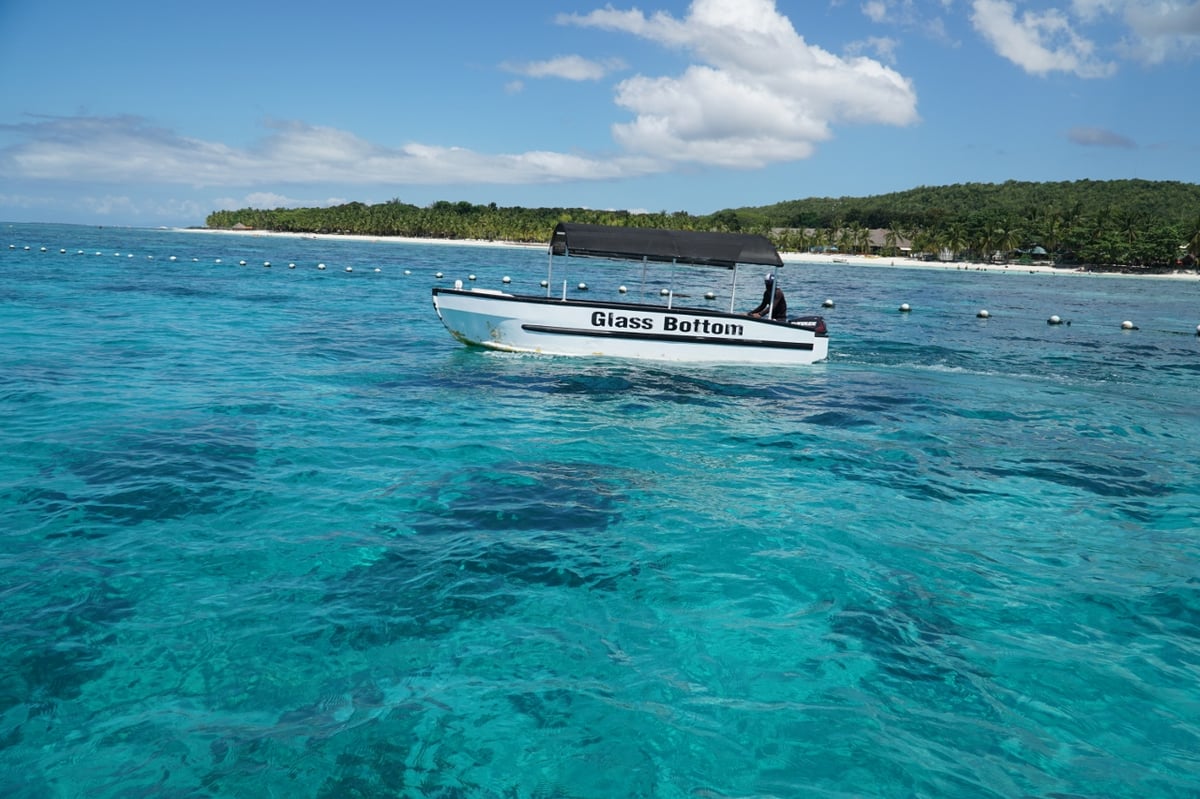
431,223,829,365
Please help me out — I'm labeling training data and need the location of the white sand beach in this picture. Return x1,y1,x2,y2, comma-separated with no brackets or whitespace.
778,250,1200,280
176,226,544,251
177,227,1200,281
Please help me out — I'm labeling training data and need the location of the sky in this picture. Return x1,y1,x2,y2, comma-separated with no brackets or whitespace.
1,0,1197,227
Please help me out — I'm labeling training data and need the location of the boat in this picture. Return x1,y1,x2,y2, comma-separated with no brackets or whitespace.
430,222,829,365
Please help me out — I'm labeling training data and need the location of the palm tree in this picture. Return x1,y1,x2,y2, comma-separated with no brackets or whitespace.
910,227,935,260
884,226,900,256
1117,209,1150,262
975,227,996,264
839,222,867,254
819,227,834,253
1184,214,1200,272
943,223,968,262
992,219,1020,264
1037,210,1066,259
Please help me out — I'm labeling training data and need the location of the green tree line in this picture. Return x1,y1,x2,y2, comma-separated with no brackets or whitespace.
205,179,1200,269
205,200,703,244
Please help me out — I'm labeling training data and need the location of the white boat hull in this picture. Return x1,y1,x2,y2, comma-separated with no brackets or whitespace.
432,288,828,365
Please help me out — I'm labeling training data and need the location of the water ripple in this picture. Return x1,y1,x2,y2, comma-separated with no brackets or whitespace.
3,225,1199,798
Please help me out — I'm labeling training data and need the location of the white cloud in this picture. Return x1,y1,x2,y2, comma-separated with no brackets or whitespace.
1121,1,1200,64
0,186,204,222
846,35,901,64
79,194,138,217
995,1,1200,66
0,192,54,209
212,193,308,211
1067,126,1136,147
0,2,919,188
0,114,659,187
863,1,890,24
501,55,627,81
242,191,298,208
970,0,1117,77
857,0,955,42
561,0,919,167
73,194,206,220
1070,0,1122,22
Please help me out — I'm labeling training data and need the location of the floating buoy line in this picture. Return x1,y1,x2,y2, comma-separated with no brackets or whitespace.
4,238,391,276
4,239,1196,337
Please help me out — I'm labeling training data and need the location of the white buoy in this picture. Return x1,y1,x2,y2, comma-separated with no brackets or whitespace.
147,255,154,260
345,266,353,272
374,267,381,273
977,309,990,318
239,260,247,266
263,261,271,267
318,263,327,270
704,291,715,300
822,299,834,308
404,269,411,275
1048,315,1062,325
1195,324,1200,336
59,248,66,253
289,263,296,269
435,271,443,278
540,279,549,288
502,276,511,283
1121,320,1136,330
468,274,476,281
40,247,47,252
128,253,134,258
215,258,222,264
578,282,588,290
660,288,670,296
899,303,911,312
169,255,176,262
618,285,627,293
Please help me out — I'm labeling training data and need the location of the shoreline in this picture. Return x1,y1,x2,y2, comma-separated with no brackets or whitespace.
175,227,1200,281
780,250,1200,280
175,226,545,251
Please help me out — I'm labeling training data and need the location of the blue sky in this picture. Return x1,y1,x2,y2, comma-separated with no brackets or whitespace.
1,0,1197,227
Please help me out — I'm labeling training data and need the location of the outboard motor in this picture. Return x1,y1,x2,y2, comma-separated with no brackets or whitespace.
789,315,827,336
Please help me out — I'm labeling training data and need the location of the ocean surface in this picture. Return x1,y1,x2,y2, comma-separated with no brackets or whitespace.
2,221,1198,799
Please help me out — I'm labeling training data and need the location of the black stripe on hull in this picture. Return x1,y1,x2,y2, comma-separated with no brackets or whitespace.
520,324,815,351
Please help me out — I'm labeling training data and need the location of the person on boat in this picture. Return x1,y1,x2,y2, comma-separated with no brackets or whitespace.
748,273,787,320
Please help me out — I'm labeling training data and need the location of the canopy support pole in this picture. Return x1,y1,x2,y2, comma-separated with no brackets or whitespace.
729,265,739,314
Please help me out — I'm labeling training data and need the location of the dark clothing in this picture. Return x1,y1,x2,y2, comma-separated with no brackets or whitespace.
749,285,787,320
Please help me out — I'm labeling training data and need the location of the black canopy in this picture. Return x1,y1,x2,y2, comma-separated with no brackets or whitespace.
550,223,782,269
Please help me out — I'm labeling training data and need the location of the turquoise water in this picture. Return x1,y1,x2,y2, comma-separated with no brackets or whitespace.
2,222,1198,798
